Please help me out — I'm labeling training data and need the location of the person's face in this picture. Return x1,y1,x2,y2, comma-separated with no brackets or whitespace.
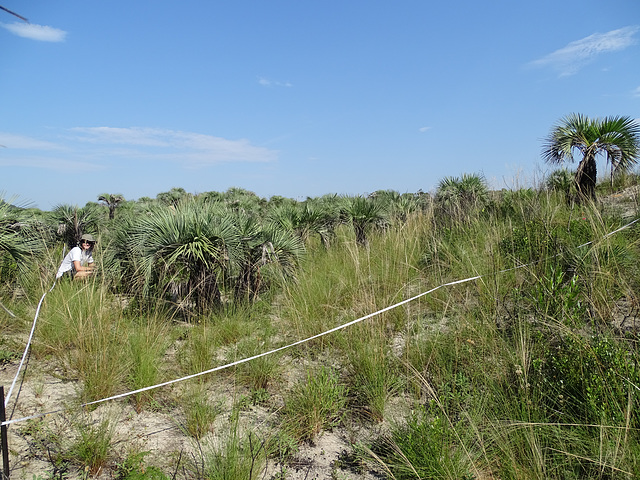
81,240,93,250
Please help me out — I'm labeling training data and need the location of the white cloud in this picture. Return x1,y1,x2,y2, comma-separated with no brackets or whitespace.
69,127,278,165
1,21,67,42
529,26,639,76
258,76,292,87
419,126,432,132
633,86,640,97
0,127,277,170
70,127,171,147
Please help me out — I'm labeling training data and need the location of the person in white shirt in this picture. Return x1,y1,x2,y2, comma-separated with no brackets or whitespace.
56,233,96,280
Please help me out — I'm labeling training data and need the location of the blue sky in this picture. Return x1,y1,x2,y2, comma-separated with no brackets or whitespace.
1,1,639,210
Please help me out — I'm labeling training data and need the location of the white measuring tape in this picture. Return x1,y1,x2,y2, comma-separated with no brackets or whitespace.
4,281,57,411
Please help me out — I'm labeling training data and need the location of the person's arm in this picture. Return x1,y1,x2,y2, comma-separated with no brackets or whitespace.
72,259,94,279
72,260,93,272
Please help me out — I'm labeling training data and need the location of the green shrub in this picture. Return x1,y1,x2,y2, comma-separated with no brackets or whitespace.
369,405,474,479
531,333,640,426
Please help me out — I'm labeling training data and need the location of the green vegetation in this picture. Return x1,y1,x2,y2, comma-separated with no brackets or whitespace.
3,161,640,478
280,367,348,442
543,113,640,200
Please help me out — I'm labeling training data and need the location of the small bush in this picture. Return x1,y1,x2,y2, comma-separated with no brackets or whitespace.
369,405,474,479
531,333,640,426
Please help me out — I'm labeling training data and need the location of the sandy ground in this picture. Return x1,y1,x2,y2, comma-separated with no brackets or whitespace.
1,353,388,480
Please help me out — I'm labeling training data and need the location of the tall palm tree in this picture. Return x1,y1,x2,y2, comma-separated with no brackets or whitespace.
542,114,640,200
98,193,125,220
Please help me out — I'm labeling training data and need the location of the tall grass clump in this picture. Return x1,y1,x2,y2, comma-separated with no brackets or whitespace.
126,316,171,411
70,416,115,475
37,280,129,402
178,322,223,380
189,417,267,480
19,414,117,478
182,385,221,440
280,367,347,442
280,213,428,353
341,324,402,422
230,336,283,391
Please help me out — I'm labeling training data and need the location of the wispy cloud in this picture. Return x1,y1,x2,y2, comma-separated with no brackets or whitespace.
419,126,432,132
0,127,277,171
529,26,639,76
69,127,278,166
258,76,293,88
1,21,67,42
633,86,640,97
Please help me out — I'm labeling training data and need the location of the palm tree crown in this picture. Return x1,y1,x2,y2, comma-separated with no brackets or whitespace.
542,114,640,200
98,193,125,220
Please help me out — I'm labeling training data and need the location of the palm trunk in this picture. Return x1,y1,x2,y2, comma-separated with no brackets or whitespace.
575,152,597,201
354,223,368,246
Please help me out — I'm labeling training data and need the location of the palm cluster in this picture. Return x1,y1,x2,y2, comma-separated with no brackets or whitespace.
0,188,434,317
106,197,308,314
104,191,430,314
435,173,489,224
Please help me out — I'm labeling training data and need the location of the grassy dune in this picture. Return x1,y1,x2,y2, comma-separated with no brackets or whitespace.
2,183,640,479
